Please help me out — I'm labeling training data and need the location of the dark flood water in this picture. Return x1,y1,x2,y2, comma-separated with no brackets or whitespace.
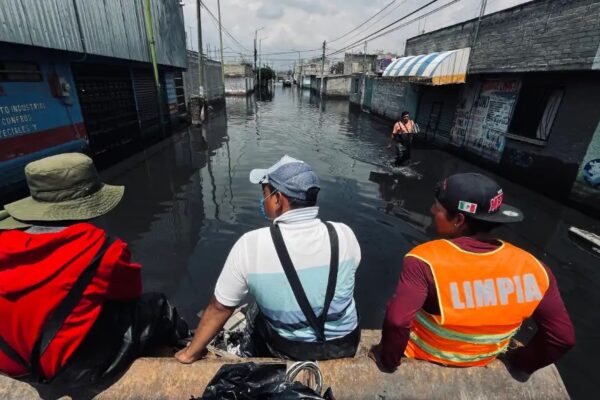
96,86,599,399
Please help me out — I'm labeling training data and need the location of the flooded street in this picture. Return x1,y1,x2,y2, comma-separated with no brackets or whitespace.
96,86,598,398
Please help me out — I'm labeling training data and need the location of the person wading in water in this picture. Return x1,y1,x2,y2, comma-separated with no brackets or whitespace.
388,111,418,167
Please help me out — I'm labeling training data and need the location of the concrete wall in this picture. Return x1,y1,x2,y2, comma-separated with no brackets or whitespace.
225,76,254,96
405,0,600,74
570,120,600,211
369,78,421,121
183,51,224,103
324,75,353,97
224,64,252,77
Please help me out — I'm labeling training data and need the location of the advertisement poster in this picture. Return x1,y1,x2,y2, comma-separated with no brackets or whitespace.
451,79,521,163
164,72,178,115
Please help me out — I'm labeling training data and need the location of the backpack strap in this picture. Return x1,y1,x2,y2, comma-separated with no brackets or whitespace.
269,222,339,342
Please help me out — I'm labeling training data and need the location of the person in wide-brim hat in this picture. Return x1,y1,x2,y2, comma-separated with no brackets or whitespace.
0,152,124,229
0,152,191,383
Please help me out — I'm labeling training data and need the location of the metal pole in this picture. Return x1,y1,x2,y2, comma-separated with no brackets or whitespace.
320,40,326,97
143,0,166,137
363,41,367,74
196,0,205,97
217,0,225,88
298,51,302,87
258,38,262,88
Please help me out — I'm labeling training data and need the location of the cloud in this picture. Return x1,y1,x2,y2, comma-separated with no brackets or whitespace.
182,0,534,69
257,4,284,20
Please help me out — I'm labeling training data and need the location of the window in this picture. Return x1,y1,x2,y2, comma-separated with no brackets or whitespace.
508,82,564,143
0,61,42,82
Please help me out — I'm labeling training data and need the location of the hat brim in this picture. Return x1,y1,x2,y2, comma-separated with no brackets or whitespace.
0,210,30,230
470,203,524,223
249,169,269,184
5,184,124,222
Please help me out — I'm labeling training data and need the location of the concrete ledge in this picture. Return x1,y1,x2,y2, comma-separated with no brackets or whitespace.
0,331,570,399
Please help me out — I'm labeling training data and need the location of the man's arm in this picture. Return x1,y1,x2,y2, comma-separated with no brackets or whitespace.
507,266,575,373
372,255,430,371
175,235,249,364
175,296,235,363
388,123,399,147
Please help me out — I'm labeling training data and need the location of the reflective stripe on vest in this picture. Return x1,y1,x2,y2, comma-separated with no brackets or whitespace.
409,331,509,364
405,239,549,367
415,311,518,345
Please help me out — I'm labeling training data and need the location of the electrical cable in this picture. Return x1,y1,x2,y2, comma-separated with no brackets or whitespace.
199,0,250,52
327,0,465,57
328,0,399,43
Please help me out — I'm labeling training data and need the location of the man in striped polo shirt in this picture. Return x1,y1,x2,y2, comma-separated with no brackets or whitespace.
176,155,361,363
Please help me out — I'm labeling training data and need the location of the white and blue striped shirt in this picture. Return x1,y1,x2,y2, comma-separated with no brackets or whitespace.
215,207,361,341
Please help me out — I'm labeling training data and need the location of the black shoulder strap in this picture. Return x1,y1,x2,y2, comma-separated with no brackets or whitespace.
30,236,115,379
0,333,29,369
269,222,339,342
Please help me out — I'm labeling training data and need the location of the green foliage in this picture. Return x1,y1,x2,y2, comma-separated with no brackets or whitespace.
258,66,276,83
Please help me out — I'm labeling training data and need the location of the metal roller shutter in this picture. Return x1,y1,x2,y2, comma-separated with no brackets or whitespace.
132,68,163,144
72,63,139,158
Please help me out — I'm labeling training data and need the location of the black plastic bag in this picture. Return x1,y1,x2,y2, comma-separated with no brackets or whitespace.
200,362,334,400
49,293,190,387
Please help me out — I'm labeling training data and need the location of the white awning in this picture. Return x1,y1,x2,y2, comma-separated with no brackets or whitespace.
383,47,471,85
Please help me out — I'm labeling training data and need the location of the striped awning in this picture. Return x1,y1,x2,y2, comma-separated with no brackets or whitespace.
383,47,471,85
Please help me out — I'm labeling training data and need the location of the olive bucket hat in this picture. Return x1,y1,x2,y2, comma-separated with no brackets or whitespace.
3,153,124,222
0,209,30,230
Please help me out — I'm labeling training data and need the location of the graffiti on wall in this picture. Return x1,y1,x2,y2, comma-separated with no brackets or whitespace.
450,79,521,163
571,119,600,208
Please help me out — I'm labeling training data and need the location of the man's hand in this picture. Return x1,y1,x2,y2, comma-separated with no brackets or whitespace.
175,346,207,364
368,344,396,373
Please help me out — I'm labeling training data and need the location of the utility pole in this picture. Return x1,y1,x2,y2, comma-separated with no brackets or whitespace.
217,0,225,89
320,40,326,97
297,51,302,87
254,27,264,89
363,41,368,74
196,0,204,98
258,38,263,88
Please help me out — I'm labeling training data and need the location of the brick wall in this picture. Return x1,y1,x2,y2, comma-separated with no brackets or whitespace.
406,0,600,73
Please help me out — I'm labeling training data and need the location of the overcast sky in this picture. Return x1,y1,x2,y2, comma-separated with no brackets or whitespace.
182,0,532,69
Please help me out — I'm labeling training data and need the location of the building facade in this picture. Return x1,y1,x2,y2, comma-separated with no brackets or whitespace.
223,63,254,96
352,0,600,214
0,0,187,195
343,53,378,75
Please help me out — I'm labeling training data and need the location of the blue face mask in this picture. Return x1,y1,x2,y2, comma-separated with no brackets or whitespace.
259,189,278,221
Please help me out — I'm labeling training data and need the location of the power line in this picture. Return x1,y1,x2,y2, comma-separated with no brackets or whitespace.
199,0,249,52
326,0,448,57
328,0,398,43
354,0,462,47
333,0,409,46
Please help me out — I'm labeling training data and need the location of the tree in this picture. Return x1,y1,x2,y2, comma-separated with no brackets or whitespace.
330,61,344,75
258,66,276,85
